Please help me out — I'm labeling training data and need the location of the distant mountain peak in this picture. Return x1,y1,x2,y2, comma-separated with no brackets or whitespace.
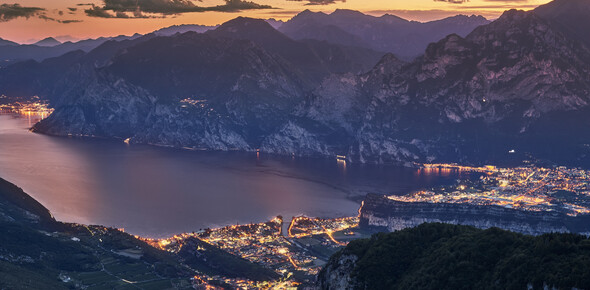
379,13,408,22
265,18,284,29
497,9,529,22
212,17,281,39
280,9,491,59
34,37,61,47
331,9,366,17
0,37,18,46
153,24,217,36
443,14,487,21
292,9,327,21
220,16,274,29
298,9,320,16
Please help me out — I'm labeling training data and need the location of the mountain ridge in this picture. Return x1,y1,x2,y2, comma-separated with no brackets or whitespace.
279,10,490,60
33,37,61,47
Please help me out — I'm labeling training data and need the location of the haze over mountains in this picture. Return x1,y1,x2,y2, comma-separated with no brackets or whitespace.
0,10,486,65
0,34,144,67
2,0,590,166
279,9,490,60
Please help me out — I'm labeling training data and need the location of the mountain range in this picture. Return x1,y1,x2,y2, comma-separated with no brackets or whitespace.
2,0,590,166
0,10,485,66
279,9,490,60
0,34,144,67
267,3,590,165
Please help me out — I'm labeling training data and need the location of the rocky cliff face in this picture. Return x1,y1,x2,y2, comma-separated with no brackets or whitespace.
267,7,590,165
18,20,383,152
316,253,359,290
32,30,309,148
359,193,590,236
5,2,590,166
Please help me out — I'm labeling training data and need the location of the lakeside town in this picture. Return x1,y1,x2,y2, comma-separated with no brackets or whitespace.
141,215,365,288
392,164,590,216
0,95,53,117
136,163,590,287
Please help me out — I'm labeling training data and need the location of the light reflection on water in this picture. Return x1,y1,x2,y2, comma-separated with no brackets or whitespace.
0,114,467,238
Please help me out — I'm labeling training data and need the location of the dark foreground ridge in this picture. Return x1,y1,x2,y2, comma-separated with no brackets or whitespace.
318,223,590,289
0,177,276,289
2,176,590,288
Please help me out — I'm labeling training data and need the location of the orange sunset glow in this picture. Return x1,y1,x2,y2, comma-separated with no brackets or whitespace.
1,0,551,43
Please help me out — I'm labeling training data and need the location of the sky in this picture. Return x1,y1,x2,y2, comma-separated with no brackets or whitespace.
0,0,552,43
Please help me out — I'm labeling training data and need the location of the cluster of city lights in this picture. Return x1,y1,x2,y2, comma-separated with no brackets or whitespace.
390,165,590,216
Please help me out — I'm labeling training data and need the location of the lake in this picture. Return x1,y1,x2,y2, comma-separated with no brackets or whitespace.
0,113,466,237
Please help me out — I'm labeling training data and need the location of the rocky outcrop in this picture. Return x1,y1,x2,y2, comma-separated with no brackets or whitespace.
316,254,359,290
270,7,590,165
359,193,590,236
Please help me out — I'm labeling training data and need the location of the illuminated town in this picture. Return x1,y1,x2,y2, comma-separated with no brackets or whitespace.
142,215,363,288
391,164,590,216
0,95,54,118
179,98,208,109
136,164,590,287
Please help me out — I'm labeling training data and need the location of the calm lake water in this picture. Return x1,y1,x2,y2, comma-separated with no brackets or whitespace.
0,113,466,237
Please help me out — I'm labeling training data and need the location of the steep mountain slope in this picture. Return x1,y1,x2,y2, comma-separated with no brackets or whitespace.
1,17,385,151
534,0,590,47
318,223,590,289
207,17,385,85
0,35,156,101
264,7,590,165
0,177,278,289
279,9,490,60
0,177,191,289
0,37,18,46
32,31,306,147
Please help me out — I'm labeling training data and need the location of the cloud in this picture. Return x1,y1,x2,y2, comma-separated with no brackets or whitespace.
434,0,530,4
38,14,83,23
85,0,272,18
0,3,44,22
434,0,469,4
209,0,273,12
68,7,78,12
287,0,345,5
60,19,83,23
0,3,81,23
